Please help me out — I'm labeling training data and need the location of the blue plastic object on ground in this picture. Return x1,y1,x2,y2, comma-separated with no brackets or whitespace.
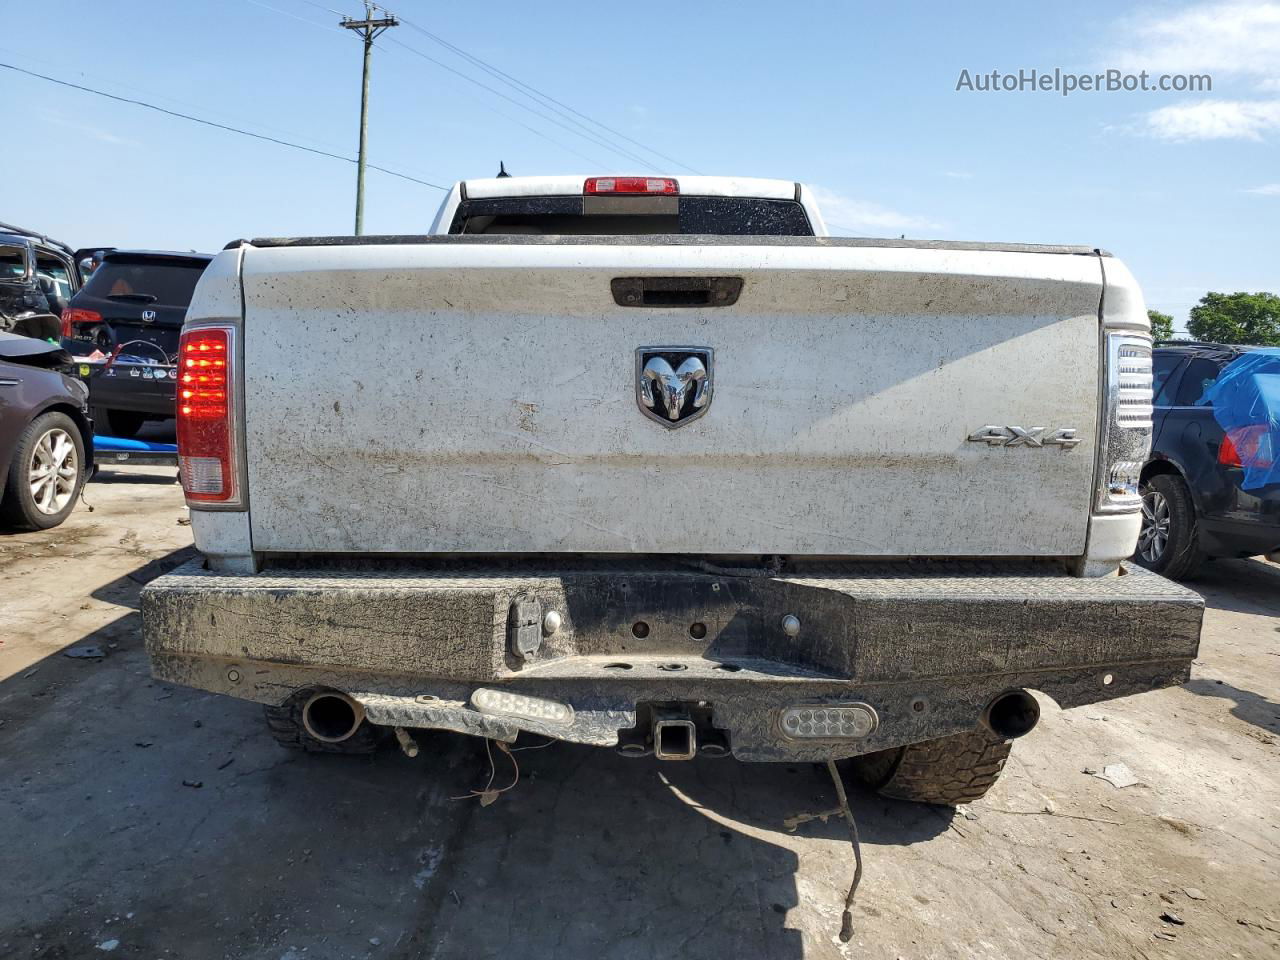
1205,348,1280,491
94,435,177,453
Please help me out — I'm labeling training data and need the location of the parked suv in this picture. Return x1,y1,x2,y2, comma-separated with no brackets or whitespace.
1136,342,1280,579
62,250,212,437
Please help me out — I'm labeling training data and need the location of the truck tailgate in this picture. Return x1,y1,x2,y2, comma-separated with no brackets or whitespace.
239,240,1102,557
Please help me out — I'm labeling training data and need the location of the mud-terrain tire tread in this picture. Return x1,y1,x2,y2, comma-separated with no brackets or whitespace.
263,697,380,755
1139,474,1205,581
849,728,1013,806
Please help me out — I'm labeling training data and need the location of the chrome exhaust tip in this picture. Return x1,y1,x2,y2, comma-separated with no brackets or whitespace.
653,718,697,760
982,689,1040,739
301,690,366,743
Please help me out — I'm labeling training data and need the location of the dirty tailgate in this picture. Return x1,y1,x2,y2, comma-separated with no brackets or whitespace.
236,241,1103,559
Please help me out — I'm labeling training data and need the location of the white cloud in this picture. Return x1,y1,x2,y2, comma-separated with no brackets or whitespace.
1110,2,1280,85
42,112,141,148
943,170,974,180
809,187,942,237
1246,182,1280,193
1105,3,1280,140
1141,97,1280,139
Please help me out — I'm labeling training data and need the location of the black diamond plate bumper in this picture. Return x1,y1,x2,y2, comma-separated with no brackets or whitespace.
141,559,1203,761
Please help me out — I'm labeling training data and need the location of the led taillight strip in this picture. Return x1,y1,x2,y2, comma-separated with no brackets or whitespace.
176,326,239,505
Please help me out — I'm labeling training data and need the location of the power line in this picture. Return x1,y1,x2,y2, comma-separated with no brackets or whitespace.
293,0,353,16
382,36,618,166
397,18,703,175
382,35,660,170
243,0,344,34
0,41,352,155
412,80,615,169
0,61,447,191
283,0,703,174
240,0,617,169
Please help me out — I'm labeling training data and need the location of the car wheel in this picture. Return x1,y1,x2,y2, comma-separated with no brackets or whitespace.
0,411,86,530
1135,474,1204,580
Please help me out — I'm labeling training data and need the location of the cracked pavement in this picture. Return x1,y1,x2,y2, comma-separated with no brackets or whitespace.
1,462,1277,959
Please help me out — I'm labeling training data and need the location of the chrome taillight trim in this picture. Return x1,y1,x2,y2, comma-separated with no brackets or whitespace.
181,320,248,512
1094,333,1154,513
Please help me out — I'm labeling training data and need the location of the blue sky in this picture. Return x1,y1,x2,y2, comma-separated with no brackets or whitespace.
3,0,1277,330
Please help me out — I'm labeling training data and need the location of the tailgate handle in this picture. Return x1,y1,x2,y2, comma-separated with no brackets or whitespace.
612,277,743,308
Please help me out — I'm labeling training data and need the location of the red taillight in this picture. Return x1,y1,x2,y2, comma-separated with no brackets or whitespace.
176,326,237,503
1219,425,1273,469
584,176,678,195
1218,433,1241,466
61,306,102,338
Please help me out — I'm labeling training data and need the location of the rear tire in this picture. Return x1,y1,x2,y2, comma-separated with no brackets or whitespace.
847,728,1013,806
1135,473,1204,580
0,411,86,531
264,693,380,755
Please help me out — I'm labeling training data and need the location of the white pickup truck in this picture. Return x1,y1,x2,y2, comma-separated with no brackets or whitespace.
143,174,1202,805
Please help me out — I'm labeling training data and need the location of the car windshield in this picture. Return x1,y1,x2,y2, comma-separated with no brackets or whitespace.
82,259,208,307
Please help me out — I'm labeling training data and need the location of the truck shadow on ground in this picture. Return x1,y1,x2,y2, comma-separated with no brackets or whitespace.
1183,677,1280,737
2,549,947,960
87,544,198,609
0,645,944,960
395,737,947,959
1186,556,1280,617
1176,557,1280,739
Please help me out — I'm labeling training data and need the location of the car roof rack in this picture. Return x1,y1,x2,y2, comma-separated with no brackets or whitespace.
1154,340,1249,352
0,221,74,256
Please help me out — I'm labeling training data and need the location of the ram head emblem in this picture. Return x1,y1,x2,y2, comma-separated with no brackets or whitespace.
636,348,714,427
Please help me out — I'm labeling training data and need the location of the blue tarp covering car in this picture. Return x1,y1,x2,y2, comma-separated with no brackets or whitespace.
1204,348,1280,491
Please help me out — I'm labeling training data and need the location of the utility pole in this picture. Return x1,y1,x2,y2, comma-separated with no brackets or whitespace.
341,2,398,235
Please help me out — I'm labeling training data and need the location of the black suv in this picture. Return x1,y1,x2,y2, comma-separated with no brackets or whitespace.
1137,342,1280,579
62,250,212,437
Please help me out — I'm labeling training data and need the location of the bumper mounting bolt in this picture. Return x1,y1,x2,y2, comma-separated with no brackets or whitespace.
226,668,241,683
543,610,563,636
781,614,801,637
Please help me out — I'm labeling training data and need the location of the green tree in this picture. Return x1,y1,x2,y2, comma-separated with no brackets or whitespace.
1186,292,1280,346
1147,310,1174,341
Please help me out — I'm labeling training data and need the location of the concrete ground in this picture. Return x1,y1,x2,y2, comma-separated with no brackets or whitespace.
1,462,1277,960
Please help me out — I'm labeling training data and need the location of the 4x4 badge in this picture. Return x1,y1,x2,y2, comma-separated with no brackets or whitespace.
968,425,1080,449
636,347,713,428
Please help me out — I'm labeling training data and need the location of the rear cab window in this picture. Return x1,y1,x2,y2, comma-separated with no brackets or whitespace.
82,257,208,307
450,196,815,236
